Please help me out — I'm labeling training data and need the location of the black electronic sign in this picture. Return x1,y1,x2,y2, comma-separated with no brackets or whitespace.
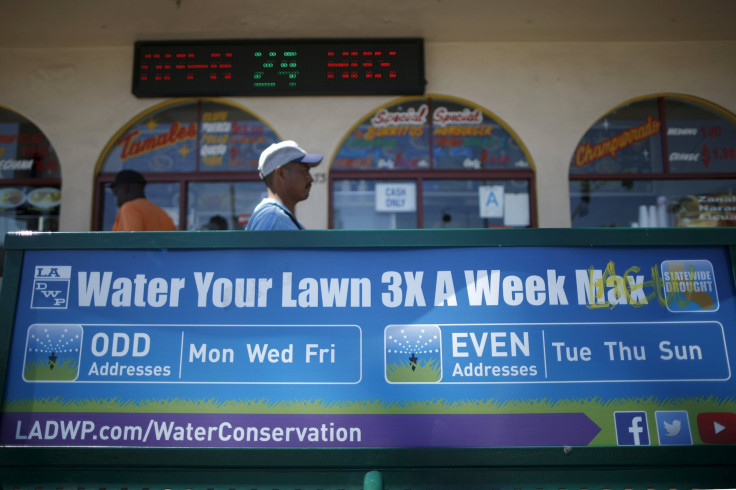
132,38,425,97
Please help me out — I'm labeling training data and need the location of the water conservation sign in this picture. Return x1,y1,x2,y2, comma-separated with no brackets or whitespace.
1,242,735,448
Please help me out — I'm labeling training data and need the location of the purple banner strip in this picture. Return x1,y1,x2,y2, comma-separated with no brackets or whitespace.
1,412,600,448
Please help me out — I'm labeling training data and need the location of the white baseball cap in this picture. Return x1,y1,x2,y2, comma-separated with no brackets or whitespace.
258,140,323,179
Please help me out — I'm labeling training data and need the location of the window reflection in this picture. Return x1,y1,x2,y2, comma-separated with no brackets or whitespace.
570,179,736,228
332,179,531,229
332,180,418,229
187,181,264,230
423,180,530,228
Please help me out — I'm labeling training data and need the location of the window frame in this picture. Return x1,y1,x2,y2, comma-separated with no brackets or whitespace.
329,168,537,229
569,94,736,228
92,98,277,231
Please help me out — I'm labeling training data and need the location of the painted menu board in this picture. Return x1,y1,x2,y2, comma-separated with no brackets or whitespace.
568,95,736,229
0,107,62,239
570,98,664,175
570,96,736,176
666,97,736,174
0,117,60,180
2,232,735,449
332,95,532,171
99,99,280,174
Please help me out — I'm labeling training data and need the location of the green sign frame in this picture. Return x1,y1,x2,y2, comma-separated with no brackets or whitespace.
1,228,735,489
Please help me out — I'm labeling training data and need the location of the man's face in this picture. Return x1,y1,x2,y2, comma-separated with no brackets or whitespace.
282,162,314,202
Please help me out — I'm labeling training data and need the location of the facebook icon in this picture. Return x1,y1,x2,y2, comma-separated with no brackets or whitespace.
614,411,650,446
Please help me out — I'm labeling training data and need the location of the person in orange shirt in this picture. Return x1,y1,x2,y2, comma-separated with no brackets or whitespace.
110,170,177,231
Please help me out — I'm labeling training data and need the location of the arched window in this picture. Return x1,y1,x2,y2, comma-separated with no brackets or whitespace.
569,94,736,228
329,95,536,229
0,105,61,274
94,98,281,230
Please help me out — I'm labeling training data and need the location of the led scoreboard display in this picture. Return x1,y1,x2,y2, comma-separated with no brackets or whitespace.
132,38,425,97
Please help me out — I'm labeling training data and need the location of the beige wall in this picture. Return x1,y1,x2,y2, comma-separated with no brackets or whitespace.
2,40,735,230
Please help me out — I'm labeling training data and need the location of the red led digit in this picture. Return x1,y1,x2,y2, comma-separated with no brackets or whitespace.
135,39,423,96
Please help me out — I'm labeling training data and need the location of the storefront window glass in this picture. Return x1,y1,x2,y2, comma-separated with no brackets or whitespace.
569,95,736,228
94,99,280,230
423,179,530,229
330,95,536,229
333,180,418,229
186,181,265,230
0,106,61,274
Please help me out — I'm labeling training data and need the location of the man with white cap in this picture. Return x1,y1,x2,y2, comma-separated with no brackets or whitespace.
246,140,323,230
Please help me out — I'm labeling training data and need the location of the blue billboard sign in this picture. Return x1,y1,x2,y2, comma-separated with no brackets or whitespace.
2,240,735,449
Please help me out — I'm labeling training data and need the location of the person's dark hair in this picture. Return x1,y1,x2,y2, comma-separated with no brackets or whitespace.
207,215,228,230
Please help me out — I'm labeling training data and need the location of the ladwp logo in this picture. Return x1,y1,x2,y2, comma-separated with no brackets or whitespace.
31,266,71,309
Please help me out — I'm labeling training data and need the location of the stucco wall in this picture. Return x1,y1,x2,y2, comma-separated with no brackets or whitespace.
2,41,735,230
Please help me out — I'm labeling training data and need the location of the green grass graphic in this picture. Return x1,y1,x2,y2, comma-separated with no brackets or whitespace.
5,395,734,446
386,359,441,382
23,359,78,381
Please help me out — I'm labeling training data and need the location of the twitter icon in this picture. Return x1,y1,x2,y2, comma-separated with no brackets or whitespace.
655,411,692,445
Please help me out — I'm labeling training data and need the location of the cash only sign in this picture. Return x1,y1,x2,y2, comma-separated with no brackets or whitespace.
1,231,735,450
